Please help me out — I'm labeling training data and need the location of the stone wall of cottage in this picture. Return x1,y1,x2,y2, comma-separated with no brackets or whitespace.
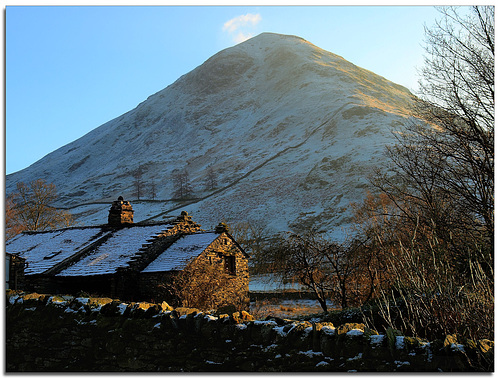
6,255,26,291
6,291,493,372
197,232,249,292
202,232,249,281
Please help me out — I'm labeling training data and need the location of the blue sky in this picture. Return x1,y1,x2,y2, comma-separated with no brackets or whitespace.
6,5,446,174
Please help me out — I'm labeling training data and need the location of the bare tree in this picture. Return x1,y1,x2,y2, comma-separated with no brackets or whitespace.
131,166,144,200
269,232,333,312
228,220,272,259
349,192,399,301
6,196,25,240
172,168,193,200
204,166,218,191
372,5,494,272
150,179,157,200
6,180,74,238
362,6,494,341
416,5,493,248
262,231,369,311
419,6,494,133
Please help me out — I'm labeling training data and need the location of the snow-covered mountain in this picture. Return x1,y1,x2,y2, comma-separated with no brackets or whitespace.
6,33,416,238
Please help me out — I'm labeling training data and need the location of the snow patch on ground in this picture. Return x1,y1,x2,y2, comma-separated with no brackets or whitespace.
395,335,405,349
273,326,287,337
370,334,385,347
451,343,465,353
75,297,90,305
395,360,410,368
254,320,278,326
322,326,337,336
117,303,129,315
298,350,324,358
347,353,363,361
346,329,364,337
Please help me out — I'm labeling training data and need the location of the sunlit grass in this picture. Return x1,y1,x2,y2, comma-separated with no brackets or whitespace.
249,298,338,320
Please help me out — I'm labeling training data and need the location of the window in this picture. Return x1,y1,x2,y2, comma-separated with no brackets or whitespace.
224,255,236,275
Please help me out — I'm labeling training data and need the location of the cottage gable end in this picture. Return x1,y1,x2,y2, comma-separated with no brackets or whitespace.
194,232,249,278
139,230,250,306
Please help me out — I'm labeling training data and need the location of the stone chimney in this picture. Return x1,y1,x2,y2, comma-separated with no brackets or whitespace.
215,222,229,233
108,196,134,226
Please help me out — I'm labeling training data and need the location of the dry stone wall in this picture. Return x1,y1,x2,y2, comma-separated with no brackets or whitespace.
6,291,493,372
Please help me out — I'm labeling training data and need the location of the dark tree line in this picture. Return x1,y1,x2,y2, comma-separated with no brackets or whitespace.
128,165,219,201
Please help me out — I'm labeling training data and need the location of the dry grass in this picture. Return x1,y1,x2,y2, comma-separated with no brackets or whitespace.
249,298,334,320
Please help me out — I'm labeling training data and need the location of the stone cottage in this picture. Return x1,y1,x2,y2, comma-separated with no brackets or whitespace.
5,198,249,308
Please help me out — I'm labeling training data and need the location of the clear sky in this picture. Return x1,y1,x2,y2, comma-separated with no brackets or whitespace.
6,4,449,174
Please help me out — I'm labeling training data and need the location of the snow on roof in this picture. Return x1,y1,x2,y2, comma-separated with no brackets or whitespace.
57,224,169,277
141,232,220,273
6,227,108,275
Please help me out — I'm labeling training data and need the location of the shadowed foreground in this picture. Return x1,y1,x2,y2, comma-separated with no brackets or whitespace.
6,291,493,372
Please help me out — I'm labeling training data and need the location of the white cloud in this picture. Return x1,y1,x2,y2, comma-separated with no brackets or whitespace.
223,13,262,33
223,13,262,43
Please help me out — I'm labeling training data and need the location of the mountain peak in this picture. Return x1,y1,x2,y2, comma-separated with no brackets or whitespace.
240,32,307,45
231,32,323,61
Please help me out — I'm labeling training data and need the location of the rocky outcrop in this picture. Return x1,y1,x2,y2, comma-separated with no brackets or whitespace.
6,291,493,372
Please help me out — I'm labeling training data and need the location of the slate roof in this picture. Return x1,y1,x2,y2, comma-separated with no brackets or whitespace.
142,232,220,273
6,224,240,278
5,227,109,275
57,224,170,277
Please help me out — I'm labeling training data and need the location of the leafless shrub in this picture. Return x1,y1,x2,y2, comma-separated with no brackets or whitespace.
162,258,248,312
368,220,494,341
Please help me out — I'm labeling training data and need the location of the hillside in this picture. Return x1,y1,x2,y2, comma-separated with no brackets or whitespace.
6,33,416,238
